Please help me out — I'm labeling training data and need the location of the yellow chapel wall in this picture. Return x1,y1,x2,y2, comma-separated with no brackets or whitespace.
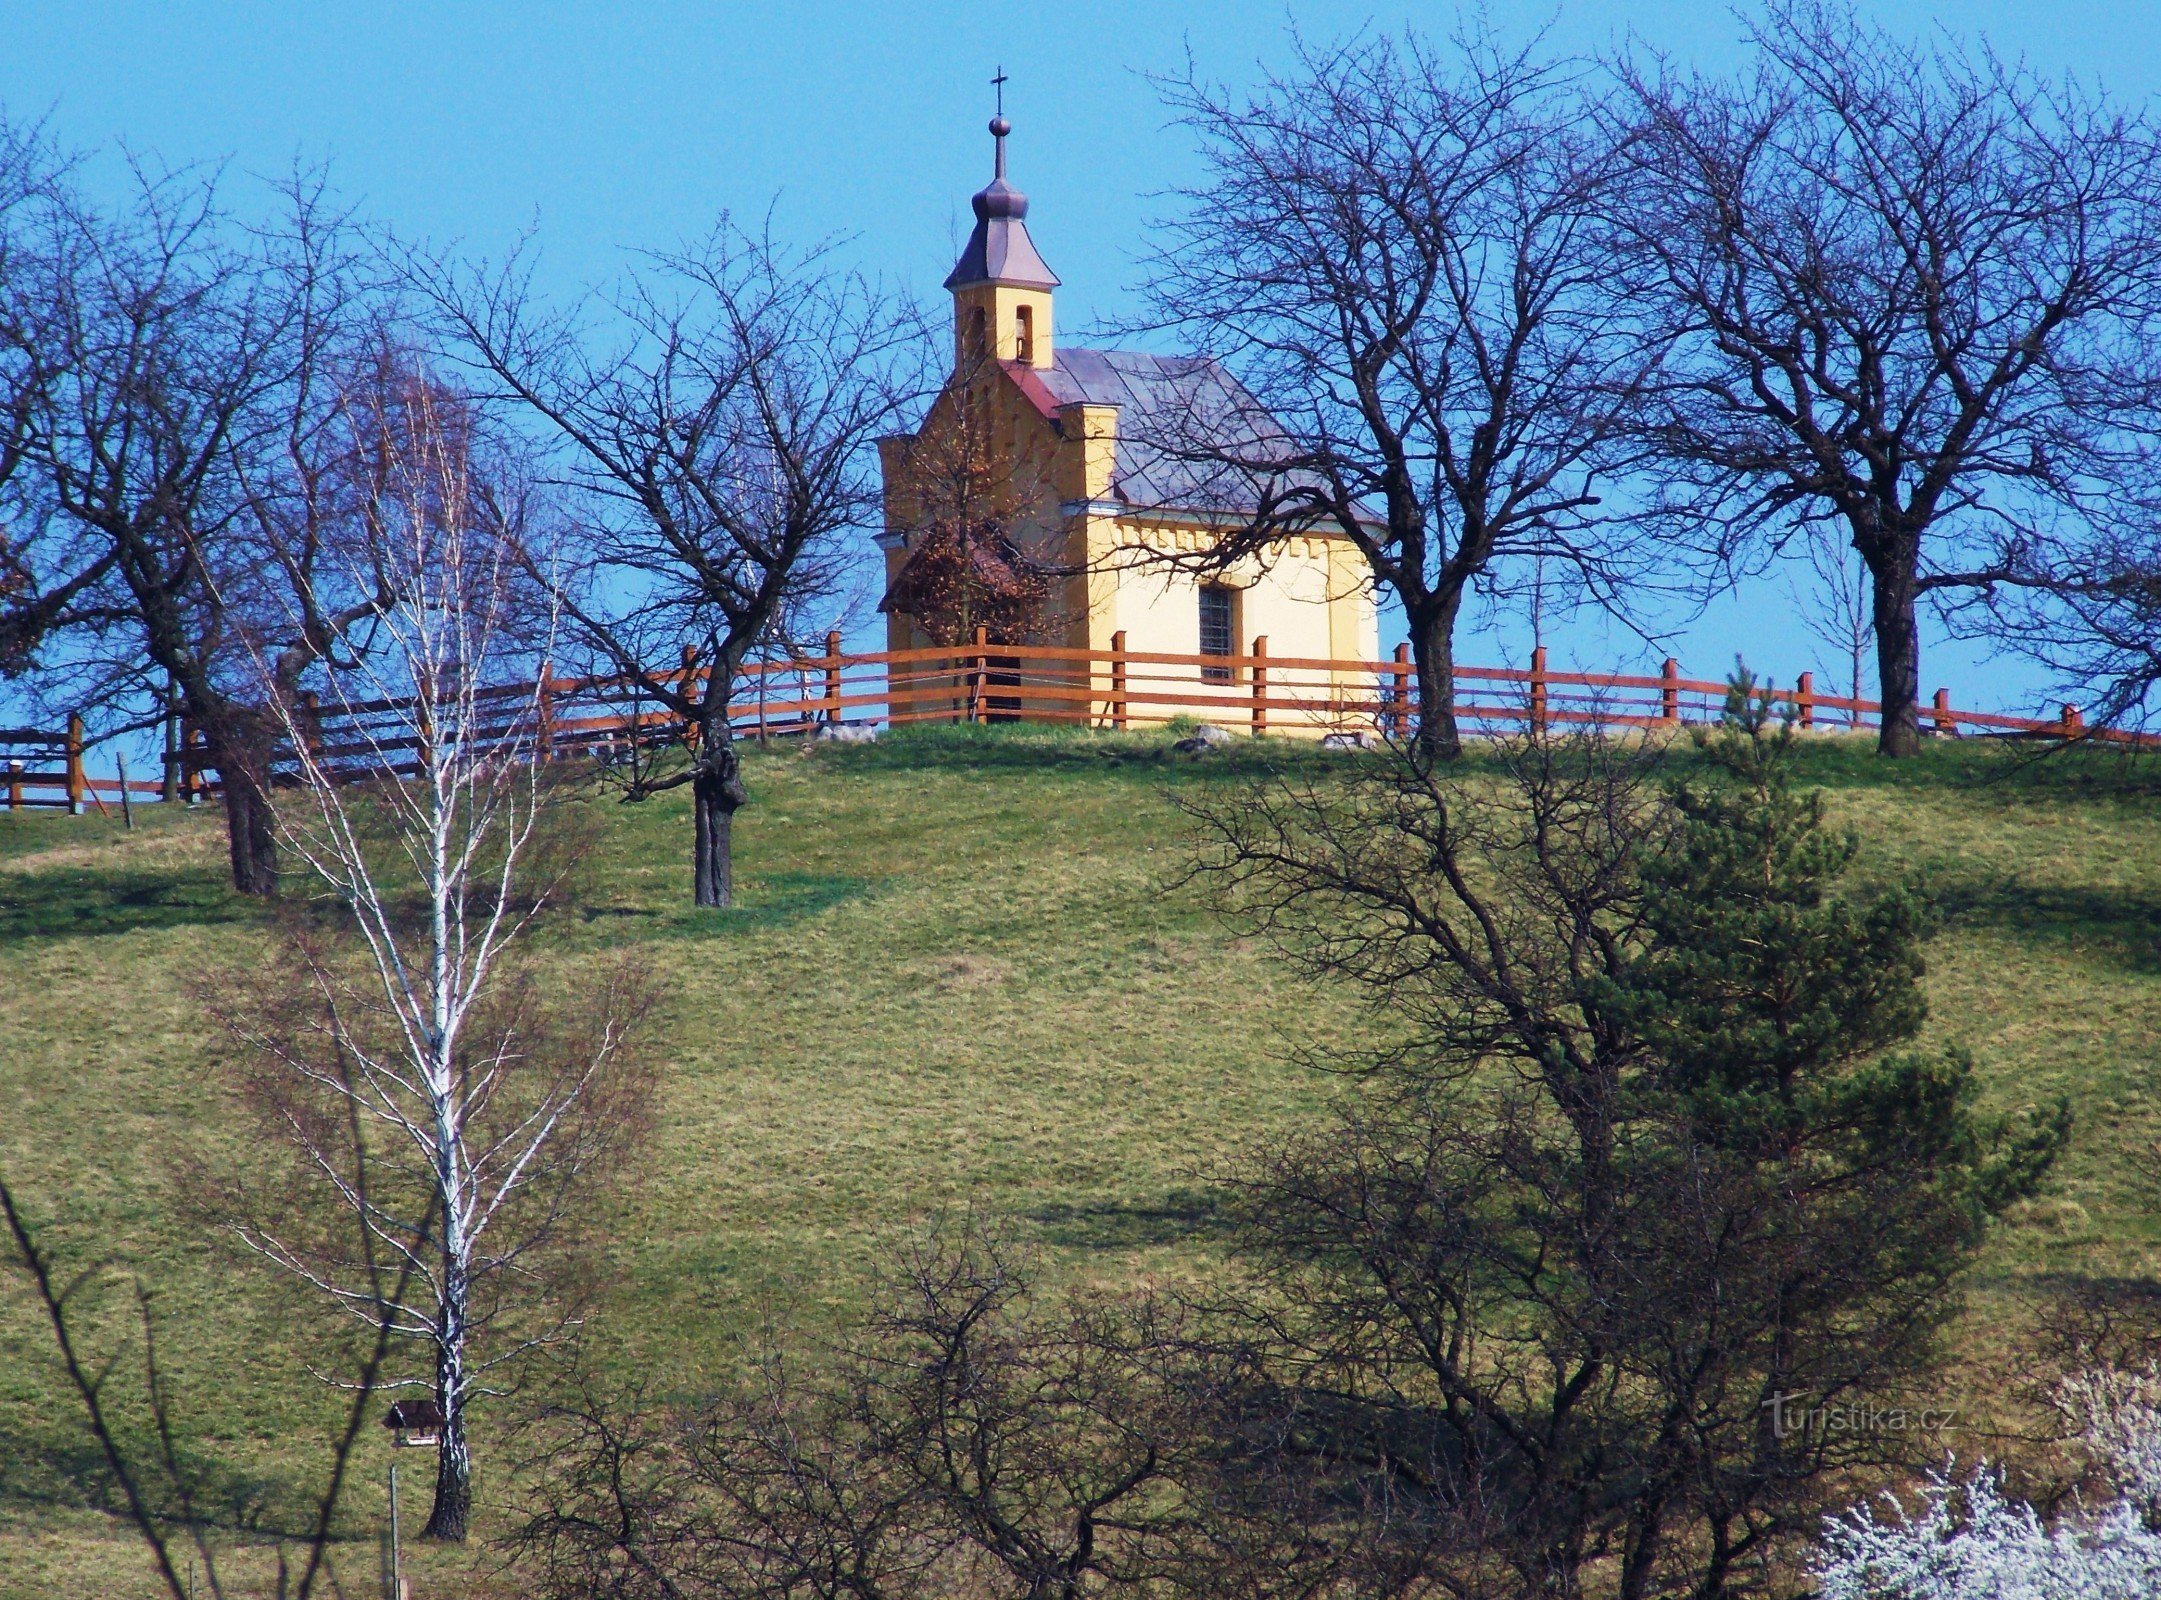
1081,518,1380,734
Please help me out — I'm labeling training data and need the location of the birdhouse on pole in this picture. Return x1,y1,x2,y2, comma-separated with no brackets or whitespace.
383,1398,446,1449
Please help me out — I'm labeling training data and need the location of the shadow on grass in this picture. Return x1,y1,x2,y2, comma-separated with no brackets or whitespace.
0,866,242,945
579,871,876,940
0,1415,315,1541
1027,1187,1235,1250
1935,879,2161,977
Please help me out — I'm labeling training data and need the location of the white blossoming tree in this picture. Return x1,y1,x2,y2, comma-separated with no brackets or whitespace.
1816,1368,2161,1599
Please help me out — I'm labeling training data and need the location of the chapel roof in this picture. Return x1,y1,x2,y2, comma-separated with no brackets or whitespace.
1011,348,1327,521
945,115,1060,292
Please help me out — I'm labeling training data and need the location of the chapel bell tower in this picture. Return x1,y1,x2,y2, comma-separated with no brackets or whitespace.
944,103,1058,373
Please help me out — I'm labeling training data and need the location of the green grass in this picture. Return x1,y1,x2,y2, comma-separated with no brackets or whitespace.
3,724,2159,1595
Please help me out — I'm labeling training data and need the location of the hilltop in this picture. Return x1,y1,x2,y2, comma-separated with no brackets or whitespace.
2,725,2158,1595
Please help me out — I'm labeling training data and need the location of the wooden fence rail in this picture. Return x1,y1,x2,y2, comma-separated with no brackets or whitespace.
3,637,2126,813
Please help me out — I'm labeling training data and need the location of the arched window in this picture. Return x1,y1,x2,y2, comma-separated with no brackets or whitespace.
967,305,988,365
1014,304,1035,365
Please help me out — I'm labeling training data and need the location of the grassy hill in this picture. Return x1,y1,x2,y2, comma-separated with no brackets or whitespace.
3,725,2158,1596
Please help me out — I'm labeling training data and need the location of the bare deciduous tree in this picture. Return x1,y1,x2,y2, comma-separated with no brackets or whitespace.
420,226,928,906
1793,526,1875,729
514,1227,1198,1600
0,1170,415,1599
1611,0,2161,755
1141,30,1652,760
215,370,652,1542
0,158,417,891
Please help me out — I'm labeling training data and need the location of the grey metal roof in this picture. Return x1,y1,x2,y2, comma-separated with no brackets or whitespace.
944,183,1059,291
945,120,1060,291
1037,348,1311,517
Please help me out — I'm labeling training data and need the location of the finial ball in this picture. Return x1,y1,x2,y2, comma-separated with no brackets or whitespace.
989,115,1011,138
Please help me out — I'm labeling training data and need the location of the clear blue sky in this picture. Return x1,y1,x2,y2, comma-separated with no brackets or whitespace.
6,1,2157,716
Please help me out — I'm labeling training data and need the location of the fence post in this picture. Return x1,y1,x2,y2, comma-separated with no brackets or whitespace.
1794,671,1814,730
1529,646,1548,736
1390,642,1411,742
1932,688,1954,738
1660,657,1680,723
1110,629,1128,731
7,760,20,811
825,630,844,727
2063,703,2085,735
64,713,84,815
1250,635,1269,736
968,624,988,724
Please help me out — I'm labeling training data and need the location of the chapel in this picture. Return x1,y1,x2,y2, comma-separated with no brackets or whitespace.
876,112,1377,728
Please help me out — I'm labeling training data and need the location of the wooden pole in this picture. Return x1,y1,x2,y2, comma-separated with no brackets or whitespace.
1250,635,1269,736
1932,687,1954,737
1110,629,1128,731
64,713,84,815
969,624,988,724
2063,703,2084,735
1796,671,1814,730
1529,646,1548,736
117,753,134,830
825,630,844,727
1391,642,1411,741
1660,657,1680,723
7,759,20,812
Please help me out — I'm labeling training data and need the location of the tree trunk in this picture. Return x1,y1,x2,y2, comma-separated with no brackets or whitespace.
691,736,748,909
1868,551,1922,758
424,1272,471,1542
1407,589,1467,764
206,719,280,897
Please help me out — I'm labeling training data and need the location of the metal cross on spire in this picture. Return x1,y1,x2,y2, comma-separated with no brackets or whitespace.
988,67,1011,180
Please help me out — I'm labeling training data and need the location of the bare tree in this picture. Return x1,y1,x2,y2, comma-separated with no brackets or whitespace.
214,370,653,1542
1988,520,2161,737
419,225,928,906
1,1170,415,1599
513,1226,1195,1600
0,158,415,891
1792,526,1874,728
1611,0,2161,756
1140,29,1652,760
879,360,1069,650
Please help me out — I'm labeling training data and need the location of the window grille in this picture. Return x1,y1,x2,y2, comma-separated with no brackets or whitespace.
1199,586,1235,682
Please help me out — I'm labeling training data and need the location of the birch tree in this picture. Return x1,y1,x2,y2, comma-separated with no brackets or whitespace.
219,362,651,1542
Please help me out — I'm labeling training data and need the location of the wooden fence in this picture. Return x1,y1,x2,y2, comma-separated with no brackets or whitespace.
2,632,2120,811
0,716,165,815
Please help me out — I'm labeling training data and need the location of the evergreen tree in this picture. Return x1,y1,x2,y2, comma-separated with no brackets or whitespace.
1187,679,2071,1597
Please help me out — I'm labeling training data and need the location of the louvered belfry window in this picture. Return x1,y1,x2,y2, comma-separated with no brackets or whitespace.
1199,585,1235,682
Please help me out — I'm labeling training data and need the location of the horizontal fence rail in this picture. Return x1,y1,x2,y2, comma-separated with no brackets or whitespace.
4,632,2132,813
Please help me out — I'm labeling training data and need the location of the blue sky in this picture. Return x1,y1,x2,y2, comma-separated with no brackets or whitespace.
6,1,2158,717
